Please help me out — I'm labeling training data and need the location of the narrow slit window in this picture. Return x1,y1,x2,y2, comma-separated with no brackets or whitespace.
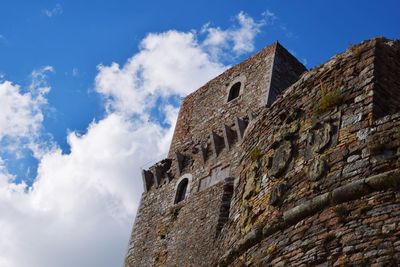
227,82,241,102
175,178,189,204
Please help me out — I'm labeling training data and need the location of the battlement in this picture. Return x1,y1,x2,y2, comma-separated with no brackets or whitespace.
125,37,400,267
168,42,307,158
142,114,252,192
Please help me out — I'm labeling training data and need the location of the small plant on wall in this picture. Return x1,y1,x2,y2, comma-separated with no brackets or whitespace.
313,83,342,115
349,42,364,60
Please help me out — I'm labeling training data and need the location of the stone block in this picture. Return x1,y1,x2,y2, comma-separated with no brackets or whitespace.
269,183,289,206
308,158,327,181
141,169,154,192
269,140,292,177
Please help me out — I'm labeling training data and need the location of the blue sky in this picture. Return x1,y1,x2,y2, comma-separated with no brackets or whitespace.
1,0,399,163
0,1,399,266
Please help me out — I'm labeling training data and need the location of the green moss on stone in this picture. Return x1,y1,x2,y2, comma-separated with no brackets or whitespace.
250,148,262,162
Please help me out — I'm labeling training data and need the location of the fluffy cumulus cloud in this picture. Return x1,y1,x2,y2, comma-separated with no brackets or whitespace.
96,30,226,115
0,81,43,139
0,113,176,267
0,11,265,267
0,66,51,142
202,11,275,59
0,66,53,166
0,77,177,266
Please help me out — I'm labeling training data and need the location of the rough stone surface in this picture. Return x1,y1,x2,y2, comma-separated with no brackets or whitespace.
308,158,327,181
269,183,289,206
125,38,400,267
312,122,333,154
269,140,293,177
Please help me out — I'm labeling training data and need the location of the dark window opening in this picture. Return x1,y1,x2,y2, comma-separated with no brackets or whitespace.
175,178,189,204
227,82,241,102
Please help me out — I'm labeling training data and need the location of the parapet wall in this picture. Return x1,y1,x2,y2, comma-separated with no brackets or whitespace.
125,37,400,267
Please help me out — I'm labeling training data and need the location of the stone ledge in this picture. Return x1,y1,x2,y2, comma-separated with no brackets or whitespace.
217,169,400,267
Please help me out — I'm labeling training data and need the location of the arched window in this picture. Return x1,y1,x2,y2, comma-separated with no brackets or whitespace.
175,178,189,204
227,82,241,102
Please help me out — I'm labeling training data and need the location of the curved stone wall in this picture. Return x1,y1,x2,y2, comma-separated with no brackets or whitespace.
216,38,400,266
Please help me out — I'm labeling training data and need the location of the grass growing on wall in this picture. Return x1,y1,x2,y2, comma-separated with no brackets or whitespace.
349,43,364,60
313,86,342,115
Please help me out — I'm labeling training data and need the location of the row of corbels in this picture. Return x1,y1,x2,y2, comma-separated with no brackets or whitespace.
176,116,251,175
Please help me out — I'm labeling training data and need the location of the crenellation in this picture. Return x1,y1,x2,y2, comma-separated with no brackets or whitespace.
222,124,237,150
150,158,172,187
141,169,154,192
234,116,248,141
210,131,225,158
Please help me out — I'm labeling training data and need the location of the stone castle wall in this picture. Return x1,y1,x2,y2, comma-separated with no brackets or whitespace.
125,37,400,267
217,38,400,266
126,177,228,266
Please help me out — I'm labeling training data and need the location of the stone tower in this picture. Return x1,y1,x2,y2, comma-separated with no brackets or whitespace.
125,37,400,266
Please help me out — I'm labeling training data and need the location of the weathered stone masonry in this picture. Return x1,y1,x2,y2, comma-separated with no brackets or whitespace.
125,37,400,267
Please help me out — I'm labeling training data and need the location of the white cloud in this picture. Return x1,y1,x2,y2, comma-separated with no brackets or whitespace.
42,4,63,18
0,114,175,267
202,11,266,58
0,66,53,160
0,111,177,266
96,30,226,116
0,11,265,267
230,11,263,54
262,9,278,25
0,81,42,139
